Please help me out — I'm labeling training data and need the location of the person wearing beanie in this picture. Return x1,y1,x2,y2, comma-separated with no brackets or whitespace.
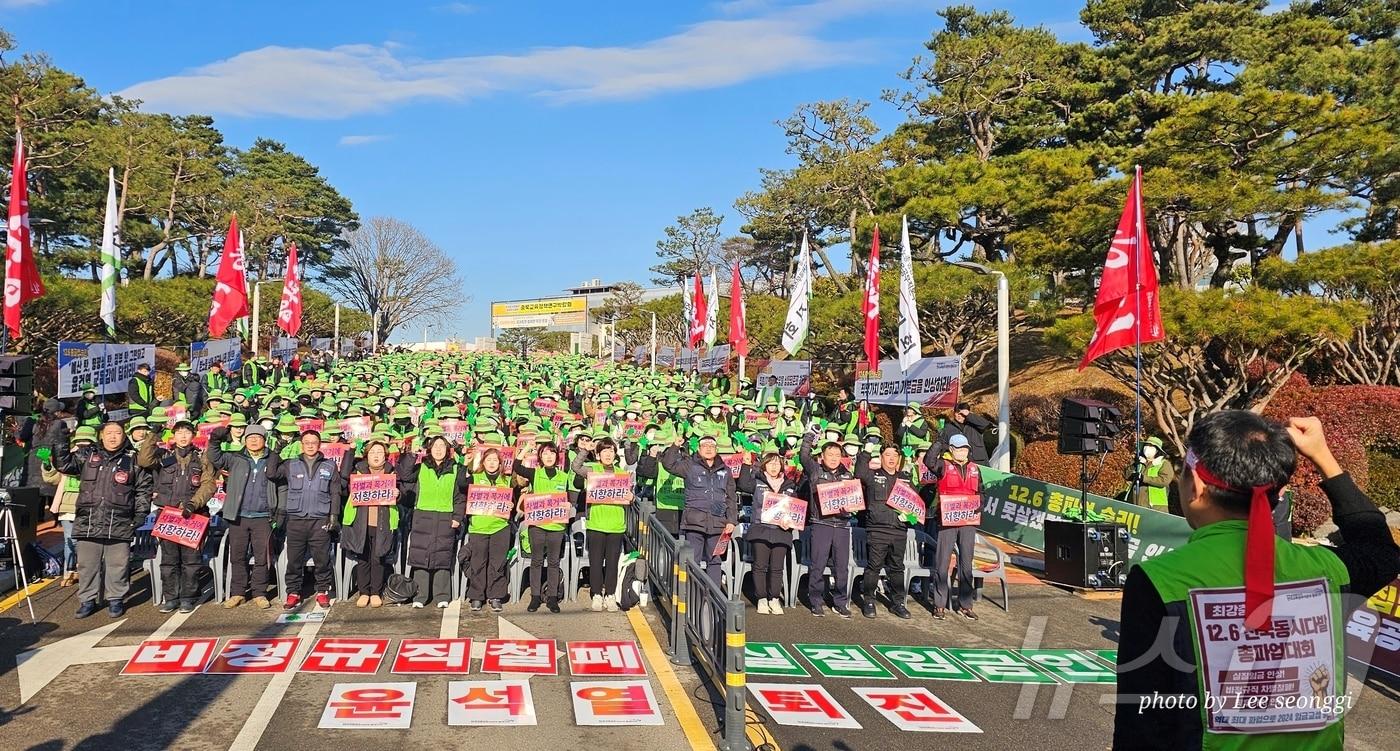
209,423,282,609
339,438,400,608
1113,414,1399,750
399,435,468,608
137,420,218,613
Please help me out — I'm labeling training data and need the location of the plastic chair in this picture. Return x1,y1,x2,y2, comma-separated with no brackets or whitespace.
903,528,935,596
972,532,1010,611
728,524,753,601
788,526,858,608
565,517,589,602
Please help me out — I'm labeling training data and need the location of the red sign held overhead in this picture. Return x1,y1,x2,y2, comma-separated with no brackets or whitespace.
391,638,473,674
122,638,219,675
480,639,558,675
567,641,647,677
300,638,390,674
206,638,302,674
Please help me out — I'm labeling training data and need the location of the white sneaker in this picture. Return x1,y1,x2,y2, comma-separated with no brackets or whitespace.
412,602,425,609
756,598,772,615
604,595,618,612
769,598,784,615
591,595,604,612
437,601,450,609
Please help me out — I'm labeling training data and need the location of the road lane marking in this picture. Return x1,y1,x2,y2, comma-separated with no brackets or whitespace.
227,618,324,751
626,606,717,751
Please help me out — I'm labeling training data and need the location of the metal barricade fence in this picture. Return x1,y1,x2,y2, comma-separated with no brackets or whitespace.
679,544,749,751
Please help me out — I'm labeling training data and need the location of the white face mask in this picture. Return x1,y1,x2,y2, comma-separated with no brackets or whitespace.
1142,446,1159,460
844,445,859,457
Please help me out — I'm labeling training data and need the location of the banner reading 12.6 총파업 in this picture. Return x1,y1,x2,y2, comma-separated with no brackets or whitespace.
57,342,156,398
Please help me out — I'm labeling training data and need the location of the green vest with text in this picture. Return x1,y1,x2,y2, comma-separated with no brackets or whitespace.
585,462,627,534
530,467,571,533
468,472,512,535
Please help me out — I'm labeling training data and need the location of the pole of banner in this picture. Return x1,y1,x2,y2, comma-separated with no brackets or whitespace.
333,303,341,361
994,271,1011,471
250,281,261,359
1132,165,1144,458
650,313,657,374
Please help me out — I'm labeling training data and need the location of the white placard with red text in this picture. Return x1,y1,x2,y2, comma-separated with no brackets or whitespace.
447,680,538,726
392,638,473,674
567,641,647,677
480,639,559,675
318,682,417,729
570,680,664,726
749,683,861,729
122,638,219,675
206,638,302,674
300,638,390,674
852,686,982,733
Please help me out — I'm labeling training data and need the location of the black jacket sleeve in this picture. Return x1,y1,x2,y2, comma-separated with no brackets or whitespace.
1322,472,1400,599
1113,566,1185,750
635,453,659,481
736,465,757,495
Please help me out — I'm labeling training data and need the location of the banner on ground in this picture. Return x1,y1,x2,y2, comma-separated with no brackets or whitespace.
852,356,960,409
56,341,155,398
699,344,731,374
755,359,812,397
977,466,1192,567
189,338,242,376
270,336,297,363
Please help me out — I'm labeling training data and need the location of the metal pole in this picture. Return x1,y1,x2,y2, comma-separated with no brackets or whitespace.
650,312,657,374
333,303,341,358
723,592,750,751
250,281,261,358
993,272,1011,471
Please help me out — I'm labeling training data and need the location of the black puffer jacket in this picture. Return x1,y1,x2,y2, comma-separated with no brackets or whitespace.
798,435,854,528
853,450,914,532
52,437,153,540
398,453,467,570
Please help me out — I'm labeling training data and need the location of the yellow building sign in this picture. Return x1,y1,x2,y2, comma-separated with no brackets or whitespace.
491,298,586,317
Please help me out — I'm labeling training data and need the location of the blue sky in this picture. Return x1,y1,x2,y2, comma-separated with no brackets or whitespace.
3,0,1341,340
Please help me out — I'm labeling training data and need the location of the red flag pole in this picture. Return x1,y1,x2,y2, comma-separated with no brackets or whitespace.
1132,165,1144,455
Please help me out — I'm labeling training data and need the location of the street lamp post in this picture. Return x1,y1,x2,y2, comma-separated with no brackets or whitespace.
953,261,1011,472
249,278,283,359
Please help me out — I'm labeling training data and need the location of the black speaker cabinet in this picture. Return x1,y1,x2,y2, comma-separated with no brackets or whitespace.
1045,520,1130,590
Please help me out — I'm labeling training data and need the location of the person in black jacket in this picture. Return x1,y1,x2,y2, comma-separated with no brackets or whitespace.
173,363,205,417
398,436,468,608
208,424,282,608
940,402,990,464
339,439,400,608
136,422,217,613
736,452,800,615
51,421,153,619
798,425,856,618
661,434,739,589
853,445,915,619
29,399,72,502
126,363,155,418
267,430,344,610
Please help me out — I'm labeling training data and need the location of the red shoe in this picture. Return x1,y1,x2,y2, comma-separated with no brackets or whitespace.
283,594,301,610
315,592,332,609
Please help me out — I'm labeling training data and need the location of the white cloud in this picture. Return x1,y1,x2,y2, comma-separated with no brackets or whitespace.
435,2,477,14
0,0,54,7
338,134,389,146
119,0,886,119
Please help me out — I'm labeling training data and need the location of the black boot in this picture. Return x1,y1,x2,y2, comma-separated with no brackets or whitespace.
527,596,542,613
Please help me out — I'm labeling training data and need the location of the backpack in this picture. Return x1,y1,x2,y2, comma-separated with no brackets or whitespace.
30,542,62,578
617,556,648,611
384,572,418,604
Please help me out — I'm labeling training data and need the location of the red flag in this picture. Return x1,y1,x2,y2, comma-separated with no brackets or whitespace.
4,131,44,339
728,262,748,357
208,215,249,338
1079,166,1164,369
276,242,303,336
689,271,707,347
861,225,881,373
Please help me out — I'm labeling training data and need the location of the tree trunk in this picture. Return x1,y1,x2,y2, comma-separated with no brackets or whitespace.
848,208,861,277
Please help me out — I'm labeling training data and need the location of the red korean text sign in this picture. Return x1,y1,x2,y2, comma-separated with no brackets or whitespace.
151,506,209,550
349,473,398,507
939,493,981,527
886,479,926,525
206,638,302,674
122,638,219,675
759,492,807,530
300,638,390,674
816,479,866,516
522,492,572,526
721,453,744,478
466,485,515,519
439,418,468,444
481,639,558,675
567,641,647,676
585,472,634,505
392,638,473,674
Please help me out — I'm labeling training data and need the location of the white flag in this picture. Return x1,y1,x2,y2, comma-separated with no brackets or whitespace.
98,167,120,337
896,215,922,371
703,268,718,348
235,228,250,341
682,275,694,339
781,231,812,356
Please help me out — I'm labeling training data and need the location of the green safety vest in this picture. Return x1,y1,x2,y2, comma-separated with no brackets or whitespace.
1145,461,1168,508
341,471,399,530
530,467,571,533
134,378,152,410
1138,520,1349,750
468,472,512,535
417,463,457,514
655,462,685,512
585,462,627,534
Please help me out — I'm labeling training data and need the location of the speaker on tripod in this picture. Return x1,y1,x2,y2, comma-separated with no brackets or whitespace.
1058,397,1123,455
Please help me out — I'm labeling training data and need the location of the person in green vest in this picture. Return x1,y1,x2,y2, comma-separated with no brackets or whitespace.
398,435,468,608
1113,412,1399,750
126,362,154,419
339,437,399,608
513,441,573,613
463,447,515,613
571,438,633,612
1123,436,1175,511
636,425,685,536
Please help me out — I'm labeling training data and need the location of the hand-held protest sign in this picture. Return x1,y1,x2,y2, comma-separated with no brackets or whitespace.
440,418,468,444
585,472,634,505
350,474,398,507
721,453,744,479
939,492,981,527
151,506,208,549
886,479,926,525
339,416,372,441
816,479,865,515
466,485,515,519
521,493,572,526
320,442,352,470
712,527,734,558
760,493,807,530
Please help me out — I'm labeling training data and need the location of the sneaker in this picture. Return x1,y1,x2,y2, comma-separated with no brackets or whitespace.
178,600,196,614
809,604,825,617
489,599,504,613
591,595,604,612
768,598,784,615
437,600,451,609
252,597,271,610
547,600,561,614
932,607,947,620
223,595,246,609
861,601,876,619
156,600,177,614
369,595,383,608
108,600,125,618
833,605,852,619
75,601,100,619
756,598,771,615
315,592,332,609
283,594,302,610
603,595,618,612
470,600,484,613
960,608,979,621
527,597,542,613
355,594,370,608
892,602,913,620
412,601,426,609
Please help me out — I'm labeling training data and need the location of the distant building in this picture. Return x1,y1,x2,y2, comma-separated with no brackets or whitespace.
490,279,678,355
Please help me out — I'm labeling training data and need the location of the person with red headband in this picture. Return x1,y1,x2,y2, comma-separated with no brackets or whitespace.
1113,412,1399,750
